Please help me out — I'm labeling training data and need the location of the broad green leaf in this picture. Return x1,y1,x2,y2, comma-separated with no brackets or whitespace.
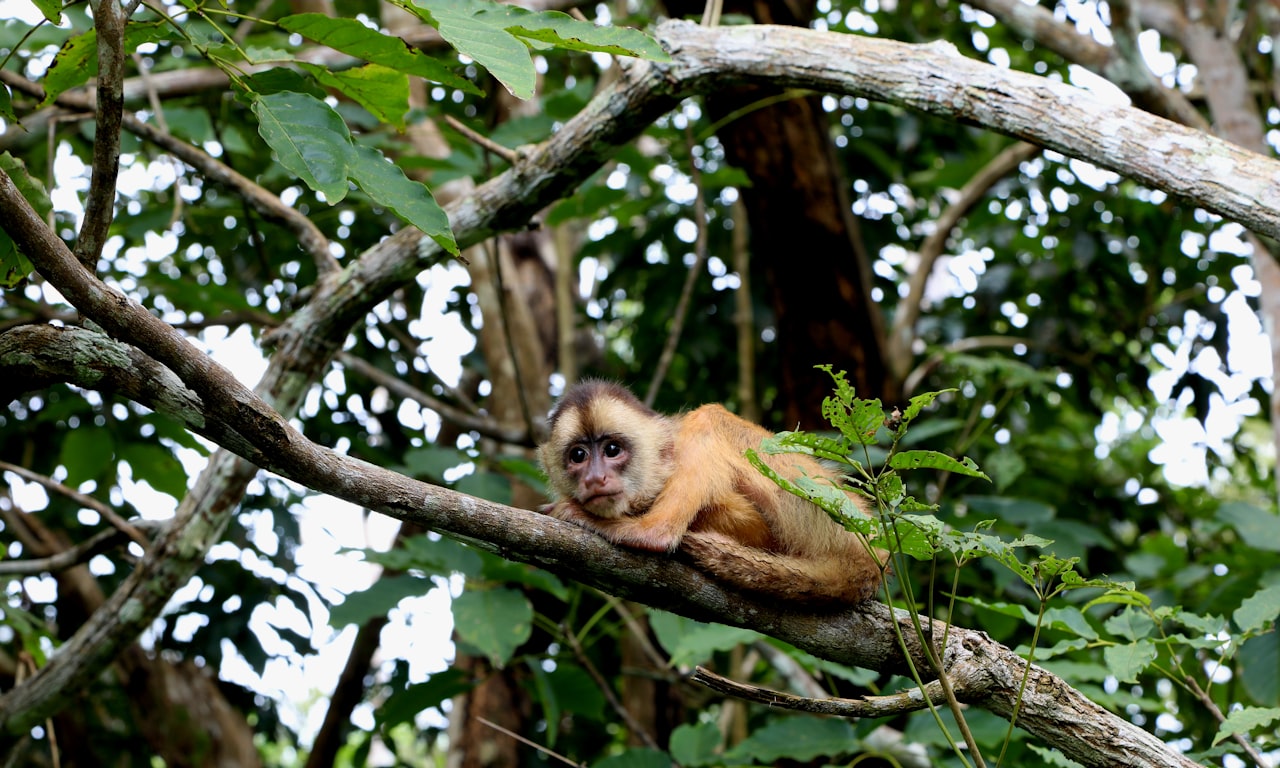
0,153,49,288
120,442,189,500
1218,502,1280,552
1213,706,1280,746
884,514,943,560
1102,639,1156,682
32,0,61,23
898,388,955,429
1026,743,1086,767
543,664,606,720
1238,633,1280,705
985,446,1027,491
1104,607,1154,642
279,14,478,94
41,22,173,106
889,449,990,480
377,668,475,730
649,610,760,666
723,716,857,763
670,722,722,767
399,0,668,98
298,63,410,129
454,469,512,505
250,91,352,202
1235,582,1280,634
404,0,536,98
349,144,458,254
401,445,466,481
487,4,669,60
40,28,96,106
361,532,482,576
0,233,31,289
329,574,433,627
60,428,116,486
452,587,532,667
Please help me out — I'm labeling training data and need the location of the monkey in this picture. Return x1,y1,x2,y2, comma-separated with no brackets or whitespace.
538,380,884,605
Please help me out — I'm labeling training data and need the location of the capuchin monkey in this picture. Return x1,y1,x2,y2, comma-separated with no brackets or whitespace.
538,380,884,605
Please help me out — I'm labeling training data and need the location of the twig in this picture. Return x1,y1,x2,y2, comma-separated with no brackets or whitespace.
0,461,153,552
0,521,165,576
337,351,535,445
644,122,709,408
690,665,944,717
476,716,586,767
443,115,519,165
562,625,669,756
887,141,1040,386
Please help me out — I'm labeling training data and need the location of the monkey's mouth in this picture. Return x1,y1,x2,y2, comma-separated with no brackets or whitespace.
583,492,623,515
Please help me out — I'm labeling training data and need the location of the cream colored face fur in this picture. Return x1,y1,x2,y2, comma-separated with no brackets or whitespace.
540,386,676,518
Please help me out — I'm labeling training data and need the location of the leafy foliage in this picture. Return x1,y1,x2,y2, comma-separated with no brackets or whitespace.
3,0,1279,765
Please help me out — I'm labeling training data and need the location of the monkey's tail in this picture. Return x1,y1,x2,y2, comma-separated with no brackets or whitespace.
681,532,884,607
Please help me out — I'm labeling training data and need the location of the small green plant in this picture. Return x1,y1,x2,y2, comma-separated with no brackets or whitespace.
747,366,1141,768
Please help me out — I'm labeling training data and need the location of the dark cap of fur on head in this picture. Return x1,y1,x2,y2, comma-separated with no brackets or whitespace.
548,380,656,426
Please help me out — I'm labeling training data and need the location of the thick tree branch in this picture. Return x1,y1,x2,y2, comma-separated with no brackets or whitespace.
2,22,1272,766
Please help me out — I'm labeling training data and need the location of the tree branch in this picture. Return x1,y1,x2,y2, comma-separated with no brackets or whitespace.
74,0,128,271
3,22,1273,766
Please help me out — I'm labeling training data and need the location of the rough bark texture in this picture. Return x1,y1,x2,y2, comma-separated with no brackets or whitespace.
5,20,1278,768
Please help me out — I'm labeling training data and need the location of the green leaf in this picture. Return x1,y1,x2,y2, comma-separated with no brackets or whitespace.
250,91,353,202
723,716,857,763
361,532,483,576
298,63,410,129
59,428,116,487
889,449,990,481
41,22,173,106
0,232,31,289
348,144,458,254
1218,502,1280,552
41,28,96,106
403,0,537,99
454,469,512,505
1235,582,1280,634
897,388,955,430
452,587,532,667
1213,706,1280,746
378,668,475,729
32,0,62,23
279,14,479,94
1102,640,1156,682
119,442,188,500
544,663,606,721
398,0,667,98
329,574,433,627
649,611,760,666
670,722,722,767
1238,633,1280,705
1103,607,1155,642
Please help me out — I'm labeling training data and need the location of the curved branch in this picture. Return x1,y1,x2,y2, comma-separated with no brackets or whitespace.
0,521,165,576
886,141,1041,385
1,22,1271,766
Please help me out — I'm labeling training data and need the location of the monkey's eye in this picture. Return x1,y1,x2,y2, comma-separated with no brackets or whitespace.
603,441,623,458
568,446,588,464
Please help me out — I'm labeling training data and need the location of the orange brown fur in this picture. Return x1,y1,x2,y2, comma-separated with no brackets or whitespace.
539,381,884,605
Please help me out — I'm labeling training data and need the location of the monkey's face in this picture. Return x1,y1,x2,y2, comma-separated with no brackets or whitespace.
565,437,633,518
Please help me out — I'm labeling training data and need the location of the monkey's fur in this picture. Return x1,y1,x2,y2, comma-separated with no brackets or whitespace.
539,381,883,605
